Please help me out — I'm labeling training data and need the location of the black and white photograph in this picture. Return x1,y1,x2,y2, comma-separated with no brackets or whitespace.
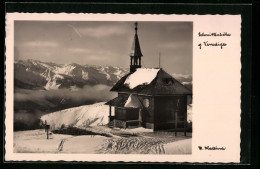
13,21,193,154
5,13,242,163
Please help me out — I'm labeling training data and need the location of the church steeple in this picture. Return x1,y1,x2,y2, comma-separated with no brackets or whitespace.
129,22,143,73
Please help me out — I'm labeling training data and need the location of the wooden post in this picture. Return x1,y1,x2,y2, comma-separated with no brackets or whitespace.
113,119,116,128
44,120,47,132
47,128,49,139
109,105,112,122
44,121,50,140
184,96,187,136
175,111,178,136
184,123,187,136
184,105,187,137
175,99,180,137
138,109,142,126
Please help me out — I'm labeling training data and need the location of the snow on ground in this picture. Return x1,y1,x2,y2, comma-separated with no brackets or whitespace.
14,129,191,154
41,102,109,129
34,101,192,154
61,135,105,153
125,127,153,133
14,129,107,153
164,138,192,154
98,131,192,154
124,68,160,89
14,130,72,153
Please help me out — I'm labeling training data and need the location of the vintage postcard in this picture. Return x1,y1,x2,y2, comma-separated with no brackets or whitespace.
5,13,241,162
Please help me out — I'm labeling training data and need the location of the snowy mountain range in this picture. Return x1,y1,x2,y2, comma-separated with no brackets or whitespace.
14,59,192,90
14,59,129,90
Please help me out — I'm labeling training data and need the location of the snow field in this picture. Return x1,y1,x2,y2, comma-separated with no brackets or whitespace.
14,129,191,154
41,102,109,129
13,130,72,153
164,138,192,154
61,135,106,153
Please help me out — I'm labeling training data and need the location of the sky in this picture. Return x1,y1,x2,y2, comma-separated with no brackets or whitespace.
14,21,192,74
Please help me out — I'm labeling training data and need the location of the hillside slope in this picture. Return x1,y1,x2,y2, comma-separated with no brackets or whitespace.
40,102,192,130
40,102,109,129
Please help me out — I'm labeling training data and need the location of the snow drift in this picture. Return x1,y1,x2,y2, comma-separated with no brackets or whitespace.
40,102,109,129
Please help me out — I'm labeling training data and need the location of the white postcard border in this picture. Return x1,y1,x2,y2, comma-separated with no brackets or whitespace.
5,13,241,163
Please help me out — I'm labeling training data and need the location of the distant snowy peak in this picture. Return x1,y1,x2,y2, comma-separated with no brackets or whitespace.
53,64,76,76
171,73,192,85
172,73,192,80
82,70,89,80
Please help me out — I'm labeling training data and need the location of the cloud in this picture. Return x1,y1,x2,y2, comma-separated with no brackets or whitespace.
14,110,41,123
157,41,192,49
68,24,82,38
67,48,87,53
21,41,59,47
166,23,193,31
67,47,115,61
14,84,116,104
78,25,126,38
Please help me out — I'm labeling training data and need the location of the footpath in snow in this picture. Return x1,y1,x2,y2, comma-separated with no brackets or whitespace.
14,128,192,154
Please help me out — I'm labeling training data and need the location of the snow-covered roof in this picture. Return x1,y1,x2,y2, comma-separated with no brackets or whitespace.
124,68,160,89
105,94,129,107
124,94,143,108
110,68,192,95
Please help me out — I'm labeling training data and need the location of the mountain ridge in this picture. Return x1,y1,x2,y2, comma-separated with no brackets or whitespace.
15,59,129,90
15,59,192,90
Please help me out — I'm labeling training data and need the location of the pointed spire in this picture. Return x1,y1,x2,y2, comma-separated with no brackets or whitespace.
129,22,143,58
129,22,143,73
